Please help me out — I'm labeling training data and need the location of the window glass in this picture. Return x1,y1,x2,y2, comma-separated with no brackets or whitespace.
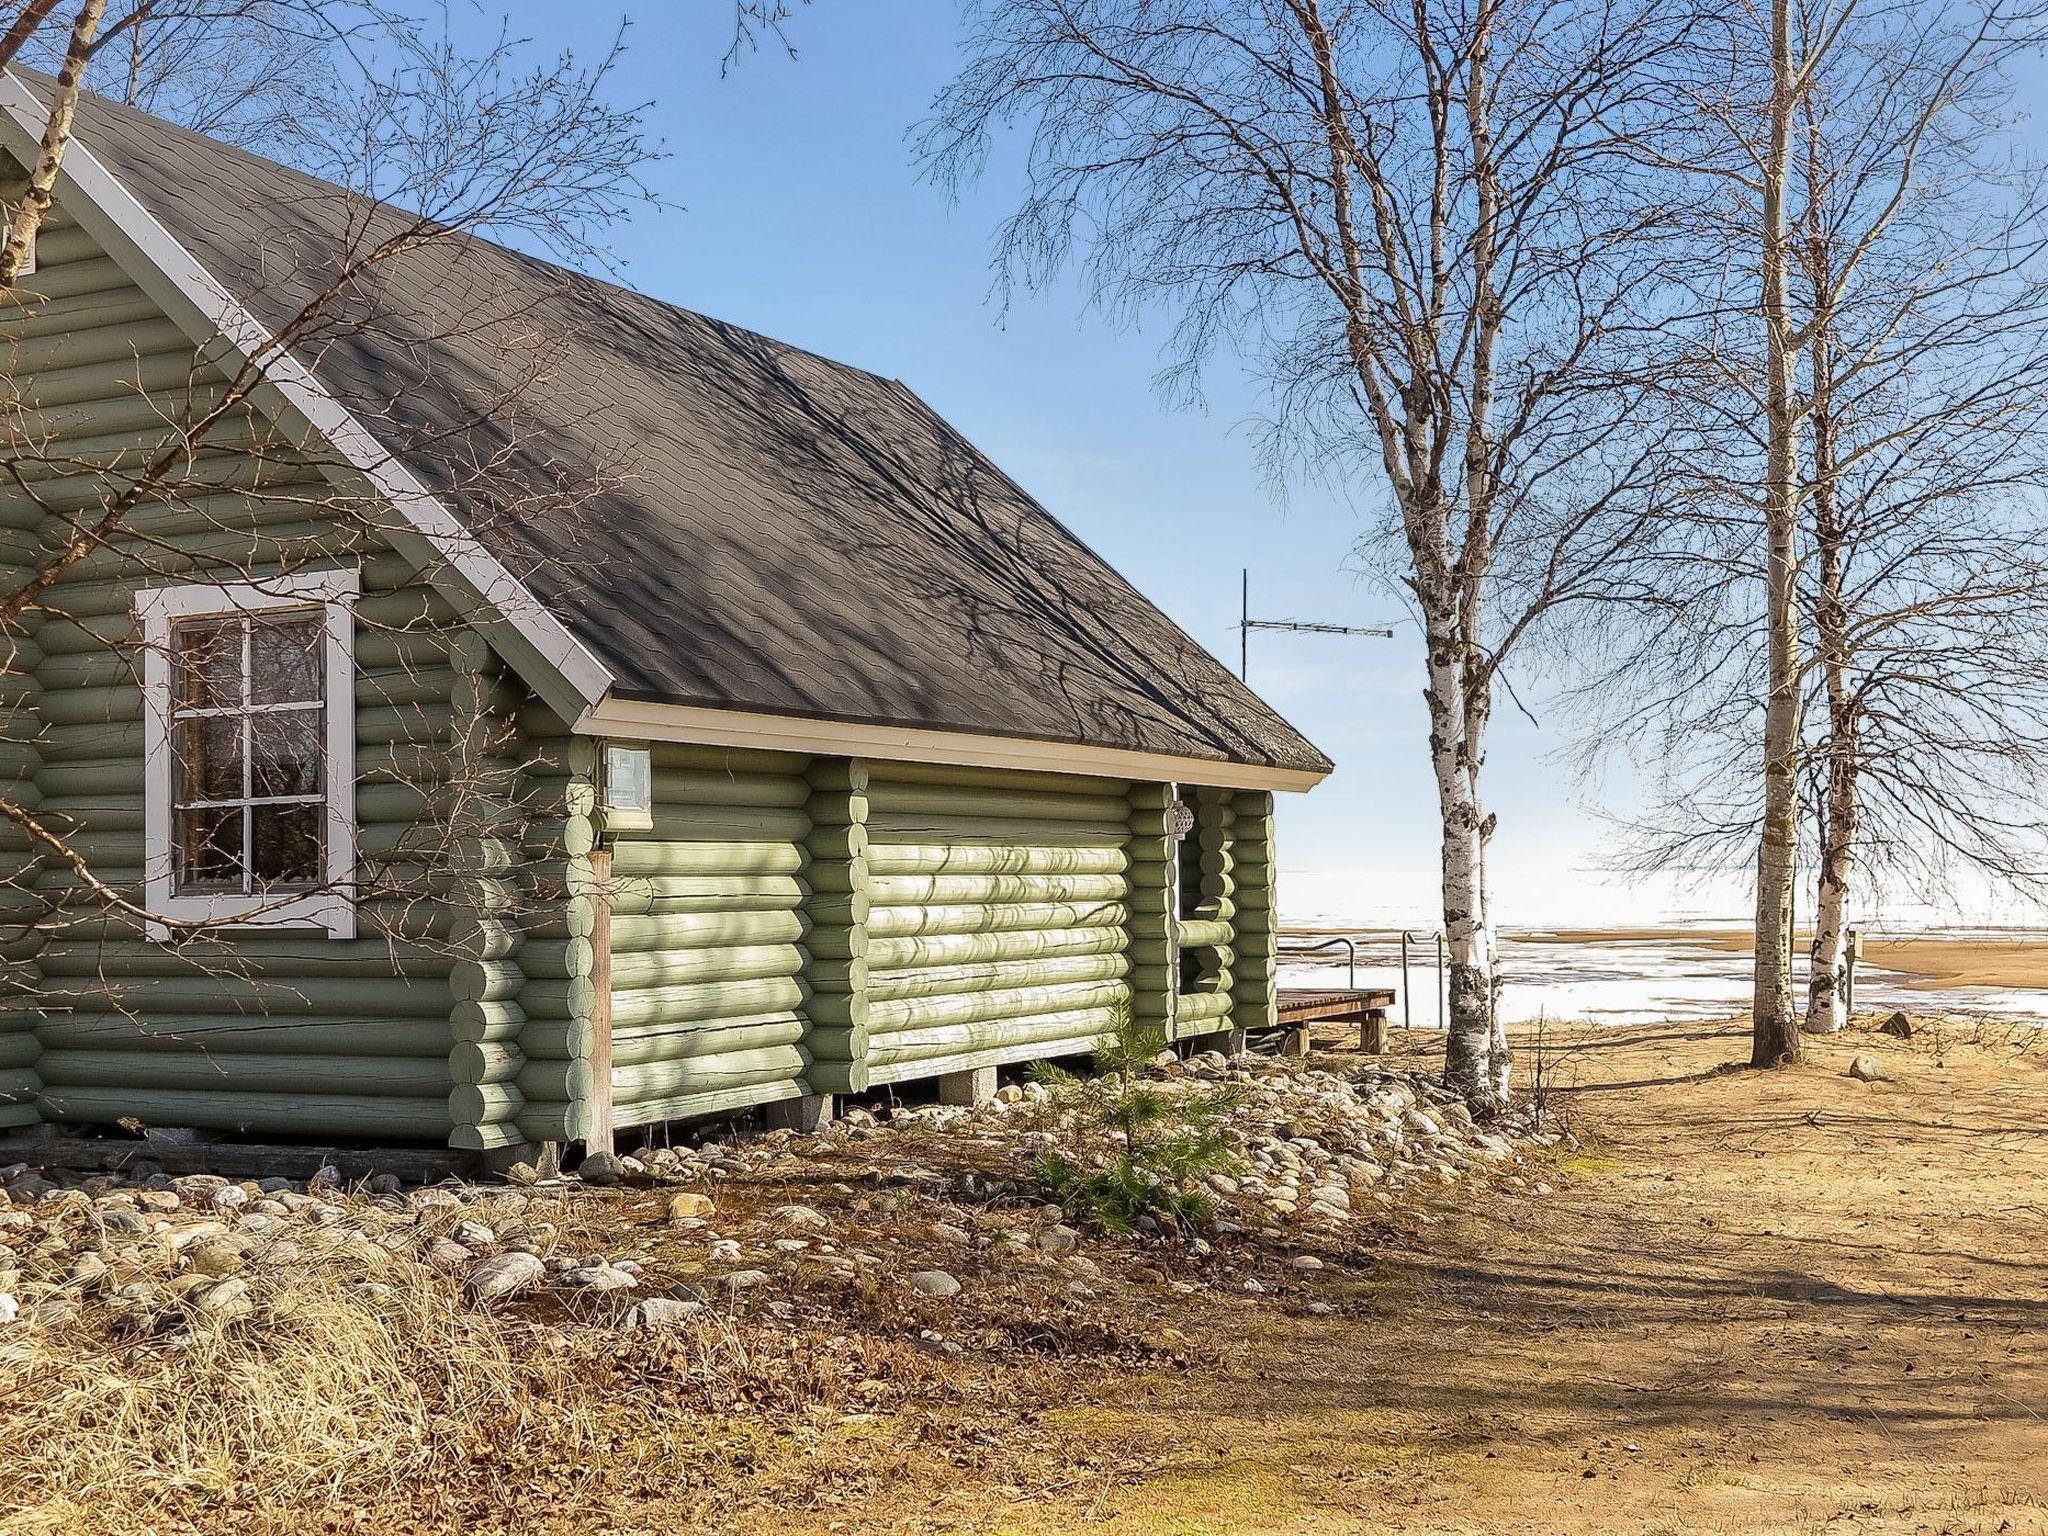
168,609,326,894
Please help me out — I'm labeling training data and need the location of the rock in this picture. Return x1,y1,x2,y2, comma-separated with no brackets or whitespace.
665,1191,715,1222
910,1269,961,1298
1880,1011,1914,1039
463,1250,546,1303
0,1294,15,1325
577,1153,625,1187
191,1277,253,1321
1847,1054,1892,1083
768,1203,829,1232
1290,1254,1324,1273
624,1297,703,1331
184,1237,248,1278
556,1265,638,1291
366,1174,402,1196
450,1220,496,1250
501,1162,540,1187
718,1268,771,1291
425,1238,473,1273
1036,1224,1080,1255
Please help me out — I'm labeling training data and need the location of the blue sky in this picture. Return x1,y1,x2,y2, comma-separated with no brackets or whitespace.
467,1,1755,926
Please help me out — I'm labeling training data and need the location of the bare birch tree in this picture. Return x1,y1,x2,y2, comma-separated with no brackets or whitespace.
1579,0,2048,1050
922,0,1698,1104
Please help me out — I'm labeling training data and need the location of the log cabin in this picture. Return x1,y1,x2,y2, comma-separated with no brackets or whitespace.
0,80,1329,1166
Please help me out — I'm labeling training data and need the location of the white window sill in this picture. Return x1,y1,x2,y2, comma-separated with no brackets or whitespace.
147,890,356,943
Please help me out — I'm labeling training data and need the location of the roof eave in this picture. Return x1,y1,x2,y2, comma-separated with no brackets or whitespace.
576,694,1331,793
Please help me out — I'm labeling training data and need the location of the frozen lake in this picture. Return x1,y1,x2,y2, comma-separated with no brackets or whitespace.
1275,925,2048,1028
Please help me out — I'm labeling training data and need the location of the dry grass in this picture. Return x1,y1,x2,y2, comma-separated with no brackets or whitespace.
0,1257,573,1535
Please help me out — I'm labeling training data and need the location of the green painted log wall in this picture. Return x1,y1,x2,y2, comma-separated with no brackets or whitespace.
2,203,465,1141
586,741,813,1128
859,764,1133,1082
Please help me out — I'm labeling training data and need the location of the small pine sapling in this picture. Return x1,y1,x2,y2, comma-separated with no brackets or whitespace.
1029,1008,1241,1235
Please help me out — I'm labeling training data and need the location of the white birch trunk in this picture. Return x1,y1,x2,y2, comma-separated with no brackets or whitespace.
1425,605,1500,1103
1752,0,1804,1068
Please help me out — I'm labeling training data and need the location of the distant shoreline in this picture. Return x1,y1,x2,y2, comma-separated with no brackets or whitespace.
1277,923,2048,992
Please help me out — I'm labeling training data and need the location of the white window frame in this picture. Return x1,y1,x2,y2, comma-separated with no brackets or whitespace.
135,568,359,940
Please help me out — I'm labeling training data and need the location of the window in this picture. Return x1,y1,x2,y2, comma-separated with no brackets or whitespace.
136,570,358,938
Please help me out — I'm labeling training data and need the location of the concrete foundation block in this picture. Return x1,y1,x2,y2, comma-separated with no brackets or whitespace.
765,1093,834,1133
936,1065,998,1107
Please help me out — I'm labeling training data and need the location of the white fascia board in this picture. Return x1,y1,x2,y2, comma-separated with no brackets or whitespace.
577,696,1330,794
0,71,614,716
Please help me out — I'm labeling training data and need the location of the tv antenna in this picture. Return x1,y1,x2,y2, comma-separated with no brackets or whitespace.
1238,568,1392,680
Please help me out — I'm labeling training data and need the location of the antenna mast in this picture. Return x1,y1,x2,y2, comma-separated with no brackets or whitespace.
1239,567,1393,680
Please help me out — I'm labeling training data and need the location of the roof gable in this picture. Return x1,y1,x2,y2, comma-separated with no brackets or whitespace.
9,77,1331,785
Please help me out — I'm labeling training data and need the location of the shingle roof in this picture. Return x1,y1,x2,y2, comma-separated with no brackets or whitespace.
57,86,1331,779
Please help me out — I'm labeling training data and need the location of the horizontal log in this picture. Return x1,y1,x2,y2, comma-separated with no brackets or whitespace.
38,975,447,1018
865,783,1132,824
611,840,805,879
37,1049,454,1096
0,1033,40,1069
1176,918,1233,949
448,1081,523,1128
647,767,811,809
607,908,806,955
868,871,1127,906
37,940,453,983
0,1068,40,1103
869,900,1127,940
611,1044,809,1107
39,1085,452,1139
868,924,1128,974
601,941,806,994
448,1041,523,1084
611,1076,809,1134
513,1099,572,1144
865,813,1127,847
610,1012,806,1067
600,874,807,919
867,978,1129,1037
34,1012,449,1057
649,741,809,777
867,951,1129,1004
862,1006,1123,1070
865,842,1127,877
1175,991,1234,1023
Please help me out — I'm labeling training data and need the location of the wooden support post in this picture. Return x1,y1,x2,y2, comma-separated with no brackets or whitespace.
584,846,615,1158
1359,1008,1389,1055
765,1092,834,1133
936,1065,997,1107
1281,1027,1310,1059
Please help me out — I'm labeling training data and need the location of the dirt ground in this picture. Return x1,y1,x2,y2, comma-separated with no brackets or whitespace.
733,1016,2048,1535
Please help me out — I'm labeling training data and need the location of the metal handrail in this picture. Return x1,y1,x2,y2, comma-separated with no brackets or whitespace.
1277,935,1358,990
1400,929,1447,1031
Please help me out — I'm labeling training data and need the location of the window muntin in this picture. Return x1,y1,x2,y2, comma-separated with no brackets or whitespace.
170,611,327,894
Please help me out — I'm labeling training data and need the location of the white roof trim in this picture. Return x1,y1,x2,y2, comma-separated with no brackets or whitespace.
0,70,614,713
578,696,1329,793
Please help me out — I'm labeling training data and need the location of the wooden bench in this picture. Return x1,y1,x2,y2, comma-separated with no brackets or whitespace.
1275,987,1398,1055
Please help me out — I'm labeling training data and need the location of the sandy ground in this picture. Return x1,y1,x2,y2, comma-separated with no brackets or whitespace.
746,1016,2048,1535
